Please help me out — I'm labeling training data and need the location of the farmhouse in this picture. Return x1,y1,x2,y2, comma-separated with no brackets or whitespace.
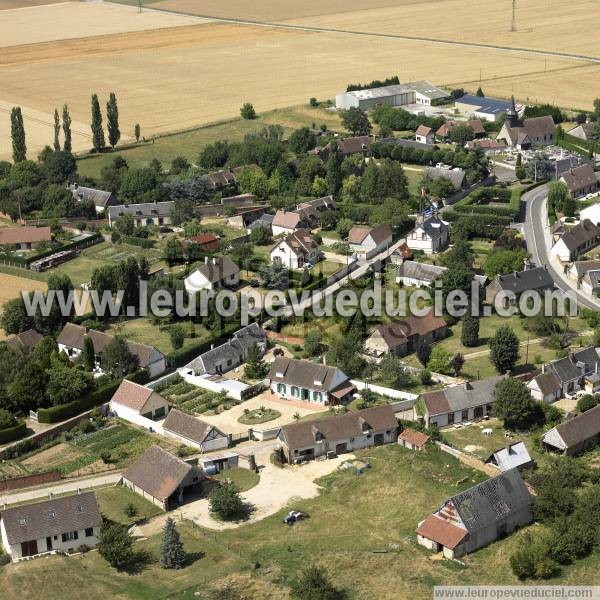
416,469,532,559
227,207,267,230
550,219,600,262
544,346,600,396
248,213,274,233
485,442,534,471
485,265,554,306
415,125,435,145
205,166,248,189
0,492,101,561
184,323,267,376
184,256,240,292
405,215,449,255
454,95,513,122
435,119,486,140
527,369,562,404
559,164,600,199
270,229,320,269
109,379,170,423
106,201,175,228
57,322,166,377
348,223,392,260
69,184,119,214
417,375,506,428
398,428,430,451
184,232,220,253
5,328,43,351
542,403,600,456
163,409,229,451
568,259,600,285
0,226,51,250
268,356,355,406
579,202,600,226
497,115,556,150
278,405,398,463
335,81,449,110
121,445,203,511
313,136,372,160
395,260,447,287
465,139,508,153
568,122,596,142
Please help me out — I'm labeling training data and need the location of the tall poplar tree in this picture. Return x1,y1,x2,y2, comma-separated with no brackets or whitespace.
10,107,26,163
106,92,120,149
62,104,72,153
53,108,61,151
91,94,105,152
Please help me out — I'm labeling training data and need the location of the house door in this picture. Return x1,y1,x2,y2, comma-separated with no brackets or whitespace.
374,433,385,446
301,389,310,400
21,540,38,557
474,406,483,419
335,443,348,455
46,537,53,551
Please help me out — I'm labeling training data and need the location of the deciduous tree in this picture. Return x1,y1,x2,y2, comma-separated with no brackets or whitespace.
489,325,519,373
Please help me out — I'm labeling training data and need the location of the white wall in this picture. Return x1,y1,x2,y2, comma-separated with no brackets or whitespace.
109,403,165,435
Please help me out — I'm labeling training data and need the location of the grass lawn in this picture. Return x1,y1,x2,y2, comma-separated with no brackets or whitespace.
77,105,343,180
214,467,260,492
402,164,426,195
107,318,211,356
96,486,163,525
238,407,281,425
2,444,600,598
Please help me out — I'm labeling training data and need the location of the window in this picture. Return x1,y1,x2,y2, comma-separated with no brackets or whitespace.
291,386,299,397
61,531,78,542
313,391,322,402
85,528,94,538
277,383,285,394
461,410,468,421
447,412,455,425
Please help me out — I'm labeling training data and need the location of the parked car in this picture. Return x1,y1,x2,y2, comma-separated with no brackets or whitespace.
283,510,308,525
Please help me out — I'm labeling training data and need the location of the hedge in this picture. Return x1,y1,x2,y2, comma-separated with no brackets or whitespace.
452,204,518,219
122,236,156,249
37,381,120,424
0,421,27,444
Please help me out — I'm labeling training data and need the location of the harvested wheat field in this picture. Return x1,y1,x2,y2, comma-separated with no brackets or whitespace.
0,272,46,340
0,0,61,9
0,1,210,48
0,18,595,160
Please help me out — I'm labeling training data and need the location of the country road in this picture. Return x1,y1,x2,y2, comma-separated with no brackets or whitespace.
523,184,600,311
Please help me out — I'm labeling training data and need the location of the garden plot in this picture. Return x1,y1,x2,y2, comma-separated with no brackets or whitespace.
158,378,240,415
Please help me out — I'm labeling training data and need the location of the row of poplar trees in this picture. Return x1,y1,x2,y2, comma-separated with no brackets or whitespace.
9,92,120,163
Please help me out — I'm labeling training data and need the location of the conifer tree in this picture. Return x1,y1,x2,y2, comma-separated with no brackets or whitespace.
91,94,105,152
53,108,61,151
243,343,268,379
159,518,186,570
82,335,95,371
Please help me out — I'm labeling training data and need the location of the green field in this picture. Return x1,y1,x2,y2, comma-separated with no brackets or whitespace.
2,444,600,599
96,486,163,525
77,105,344,180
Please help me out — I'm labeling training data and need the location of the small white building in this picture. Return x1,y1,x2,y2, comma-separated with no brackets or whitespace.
396,260,447,287
347,223,392,260
109,379,170,424
0,493,101,561
550,219,600,263
415,125,435,145
270,229,320,269
527,370,562,404
579,202,600,227
184,256,240,293
163,408,230,452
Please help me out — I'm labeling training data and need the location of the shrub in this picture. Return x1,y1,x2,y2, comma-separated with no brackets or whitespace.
240,103,256,120
0,421,27,444
209,481,245,520
124,503,138,518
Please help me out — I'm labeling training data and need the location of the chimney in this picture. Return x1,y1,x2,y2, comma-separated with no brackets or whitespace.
204,256,208,264
212,257,217,265
541,363,546,374
210,344,214,350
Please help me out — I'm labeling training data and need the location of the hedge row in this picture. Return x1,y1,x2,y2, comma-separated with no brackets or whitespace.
122,236,156,249
37,381,120,424
452,204,518,219
0,421,27,444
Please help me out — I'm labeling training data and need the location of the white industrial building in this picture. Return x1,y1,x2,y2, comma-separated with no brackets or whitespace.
336,81,450,110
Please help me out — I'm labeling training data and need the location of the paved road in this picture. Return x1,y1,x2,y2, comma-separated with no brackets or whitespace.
523,184,600,311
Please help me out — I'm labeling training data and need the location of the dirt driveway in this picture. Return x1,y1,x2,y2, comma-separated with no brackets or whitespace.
200,391,327,435
142,455,351,534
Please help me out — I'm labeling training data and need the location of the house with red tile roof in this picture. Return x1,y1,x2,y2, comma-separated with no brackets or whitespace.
109,379,170,423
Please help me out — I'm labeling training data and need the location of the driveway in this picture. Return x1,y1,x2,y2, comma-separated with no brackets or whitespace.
145,455,352,532
200,391,327,435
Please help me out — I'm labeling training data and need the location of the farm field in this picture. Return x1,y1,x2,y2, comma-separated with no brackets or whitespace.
0,272,46,338
2,444,600,599
0,1,596,161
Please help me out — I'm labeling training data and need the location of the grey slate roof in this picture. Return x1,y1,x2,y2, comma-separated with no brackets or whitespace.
560,219,600,252
107,201,175,220
396,261,447,283
547,347,600,384
442,375,506,412
0,492,101,545
69,184,116,208
492,266,554,295
560,164,598,193
418,215,450,240
455,95,512,116
448,469,531,533
424,167,465,190
486,442,533,471
163,409,220,445
268,357,352,394
187,323,266,375
544,403,600,449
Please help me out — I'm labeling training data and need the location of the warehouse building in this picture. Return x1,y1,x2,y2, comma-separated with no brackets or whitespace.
336,81,450,110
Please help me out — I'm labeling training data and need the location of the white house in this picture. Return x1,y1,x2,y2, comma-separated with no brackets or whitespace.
163,408,230,451
527,369,562,404
109,379,170,424
270,229,320,269
0,493,101,561
415,125,435,145
550,219,600,263
107,201,175,228
579,202,600,227
396,260,447,287
184,256,240,293
0,226,52,251
347,223,392,260
405,215,449,255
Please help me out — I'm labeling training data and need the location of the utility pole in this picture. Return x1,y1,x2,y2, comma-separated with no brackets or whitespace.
511,0,517,32
138,0,142,13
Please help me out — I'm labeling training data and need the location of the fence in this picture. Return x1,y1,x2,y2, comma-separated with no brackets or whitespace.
146,370,181,391
351,380,418,401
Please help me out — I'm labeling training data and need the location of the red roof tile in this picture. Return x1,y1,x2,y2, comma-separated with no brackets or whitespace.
417,514,467,549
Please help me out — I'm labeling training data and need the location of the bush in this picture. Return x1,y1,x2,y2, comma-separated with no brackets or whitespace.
0,420,27,444
240,103,256,120
121,236,155,249
209,481,245,520
125,503,138,518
